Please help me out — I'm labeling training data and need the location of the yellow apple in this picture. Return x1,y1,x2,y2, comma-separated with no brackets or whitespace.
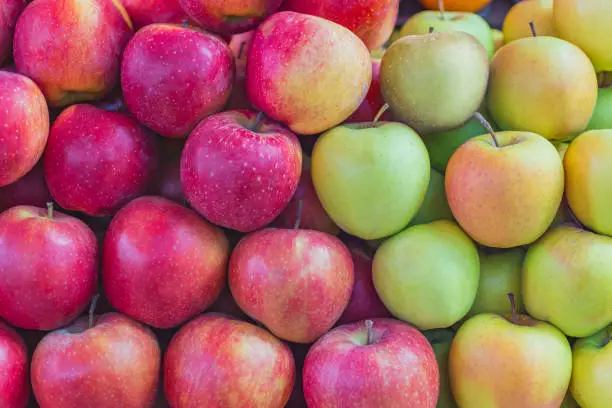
503,0,556,43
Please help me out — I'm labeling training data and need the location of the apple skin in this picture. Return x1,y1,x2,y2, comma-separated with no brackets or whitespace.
13,0,133,107
571,324,612,408
44,104,159,217
121,24,233,138
0,0,26,66
229,228,354,343
344,59,392,124
0,205,97,330
246,11,371,135
32,313,161,408
0,71,49,187
164,313,295,408
281,0,399,50
0,161,51,212
0,321,29,408
102,196,229,329
503,0,556,43
119,0,189,29
586,87,612,130
181,110,302,232
303,318,439,408
424,329,457,408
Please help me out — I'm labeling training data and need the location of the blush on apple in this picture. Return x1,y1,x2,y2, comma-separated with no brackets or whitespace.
0,321,29,408
119,0,189,29
0,0,26,66
0,161,51,213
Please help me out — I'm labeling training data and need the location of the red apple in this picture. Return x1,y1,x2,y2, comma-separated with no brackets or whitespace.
282,0,399,50
0,321,29,408
225,30,254,110
303,319,439,407
119,0,189,29
0,204,97,330
0,161,51,213
181,110,302,232
121,24,234,138
344,59,392,124
44,104,159,217
164,313,295,408
32,312,161,408
13,0,133,107
0,0,26,65
0,71,48,187
103,196,230,328
229,228,354,343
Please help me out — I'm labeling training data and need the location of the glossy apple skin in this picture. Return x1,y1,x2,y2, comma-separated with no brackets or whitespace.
44,104,159,217
0,71,49,187
164,313,295,408
0,161,51,213
0,205,97,330
282,0,399,50
103,196,230,329
0,321,29,408
303,318,439,408
229,228,354,343
246,11,371,135
0,0,26,65
13,0,133,107
344,59,391,124
181,110,302,232
32,313,161,408
121,24,234,138
119,0,188,29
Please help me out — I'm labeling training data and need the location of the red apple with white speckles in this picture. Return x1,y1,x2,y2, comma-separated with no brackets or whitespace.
0,321,29,408
303,318,439,408
102,196,229,329
0,0,26,65
181,110,302,232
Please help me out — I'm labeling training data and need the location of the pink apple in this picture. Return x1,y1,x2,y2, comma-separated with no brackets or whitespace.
121,24,234,138
229,228,354,343
0,71,48,187
32,313,161,408
0,161,51,212
0,204,97,330
13,0,133,107
44,104,159,217
181,110,302,232
119,0,189,29
345,59,392,124
0,0,26,65
164,313,295,408
103,196,230,328
303,319,439,407
0,321,28,408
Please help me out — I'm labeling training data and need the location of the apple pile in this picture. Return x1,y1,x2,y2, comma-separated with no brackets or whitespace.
1,0,612,406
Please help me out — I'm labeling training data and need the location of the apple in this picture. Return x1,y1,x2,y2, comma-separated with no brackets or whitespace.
409,168,454,226
181,110,302,232
571,324,612,408
164,313,295,408
44,104,159,217
13,0,133,107
0,0,26,66
0,204,97,330
0,321,28,408
0,161,51,213
303,319,439,408
246,11,371,135
503,0,556,43
281,0,399,50
424,329,457,408
32,312,161,408
229,228,354,343
121,24,234,139
586,87,612,130
119,0,189,29
344,59,392,124
0,71,49,187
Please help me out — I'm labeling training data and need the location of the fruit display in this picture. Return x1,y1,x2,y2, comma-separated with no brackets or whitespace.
2,0,612,407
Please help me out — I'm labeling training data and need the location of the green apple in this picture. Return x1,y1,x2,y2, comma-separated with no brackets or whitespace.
571,324,612,408
523,224,612,338
399,10,495,58
424,329,458,408
586,87,612,130
373,220,480,330
311,121,430,240
409,168,454,226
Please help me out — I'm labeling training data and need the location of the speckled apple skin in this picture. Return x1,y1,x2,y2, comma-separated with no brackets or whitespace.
119,0,188,29
0,321,29,408
0,0,26,65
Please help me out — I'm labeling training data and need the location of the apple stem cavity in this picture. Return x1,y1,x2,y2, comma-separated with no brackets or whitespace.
365,320,374,345
46,202,54,220
294,200,303,230
529,21,537,37
507,292,518,325
88,293,100,329
474,112,500,148
373,103,390,126
438,0,446,20
249,111,265,132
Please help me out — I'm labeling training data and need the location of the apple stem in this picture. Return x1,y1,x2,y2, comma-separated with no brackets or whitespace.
365,320,374,345
529,21,537,37
88,293,100,329
46,202,54,220
249,111,265,132
182,19,189,28
507,292,517,325
474,112,500,148
429,26,435,34
238,41,247,60
293,200,303,230
438,0,446,20
372,103,390,126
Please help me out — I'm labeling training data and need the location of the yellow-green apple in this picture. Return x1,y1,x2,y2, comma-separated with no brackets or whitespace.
571,324,612,408
43,104,159,217
486,36,598,141
0,321,28,408
564,130,612,235
0,71,48,186
229,228,354,343
586,88,612,130
503,0,556,42
0,204,97,330
445,128,564,248
119,0,189,29
102,196,230,328
121,24,234,138
13,0,133,107
0,161,51,212
381,31,489,135
303,319,439,408
373,220,480,330
399,10,495,58
344,59,392,124
424,329,457,408
246,11,371,135
492,28,504,51
181,110,302,232
523,224,612,338
311,121,430,240
409,168,454,226
449,304,573,407
32,312,161,408
165,313,295,408
281,0,399,50
0,0,25,65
